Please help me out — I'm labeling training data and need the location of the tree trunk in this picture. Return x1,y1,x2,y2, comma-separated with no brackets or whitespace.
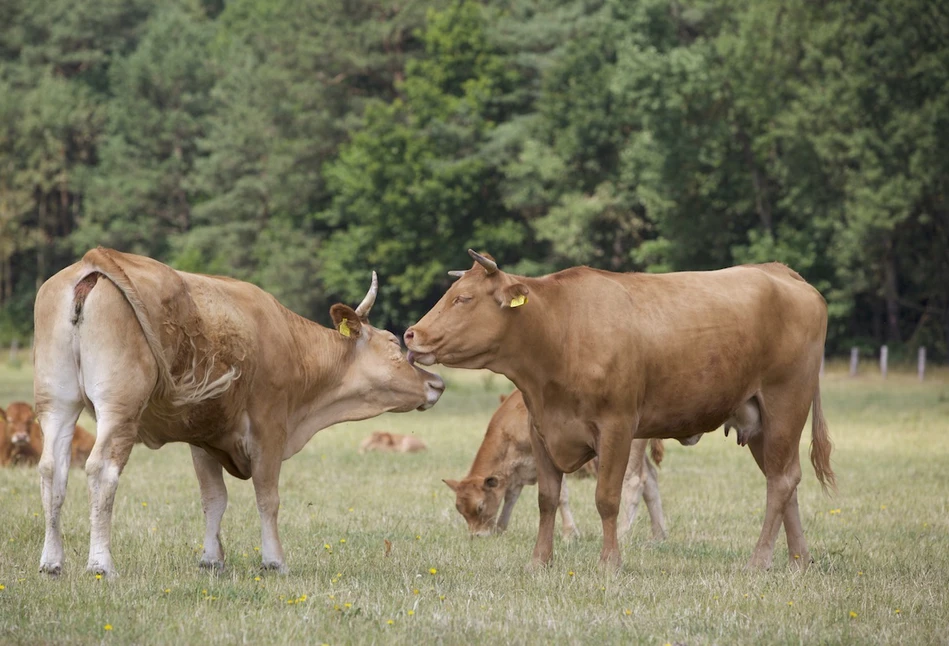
882,237,901,343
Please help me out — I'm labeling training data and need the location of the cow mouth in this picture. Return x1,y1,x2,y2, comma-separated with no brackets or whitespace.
11,434,30,446
406,350,437,367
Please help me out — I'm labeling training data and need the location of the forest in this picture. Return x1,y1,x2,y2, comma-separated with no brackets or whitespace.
0,0,946,360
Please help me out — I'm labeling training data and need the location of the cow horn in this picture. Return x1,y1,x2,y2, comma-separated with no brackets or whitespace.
467,249,497,274
447,270,466,278
355,270,378,318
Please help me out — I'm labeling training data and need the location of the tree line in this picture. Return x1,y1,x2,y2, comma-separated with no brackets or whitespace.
1,0,946,360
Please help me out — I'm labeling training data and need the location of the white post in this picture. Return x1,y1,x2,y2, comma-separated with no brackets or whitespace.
918,347,926,382
8,338,18,364
880,345,888,379
849,347,859,377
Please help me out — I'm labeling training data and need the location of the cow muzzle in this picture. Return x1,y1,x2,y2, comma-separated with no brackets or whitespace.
404,328,437,366
417,370,445,411
11,431,31,445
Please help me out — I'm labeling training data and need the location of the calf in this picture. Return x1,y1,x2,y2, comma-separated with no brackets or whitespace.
445,390,667,540
359,431,427,454
1,402,93,468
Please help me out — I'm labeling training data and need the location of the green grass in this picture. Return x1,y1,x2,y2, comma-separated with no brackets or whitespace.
2,357,948,645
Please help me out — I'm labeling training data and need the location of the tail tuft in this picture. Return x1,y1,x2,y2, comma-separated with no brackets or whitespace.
809,387,837,495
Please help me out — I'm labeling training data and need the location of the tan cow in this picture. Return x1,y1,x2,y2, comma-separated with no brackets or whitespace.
33,247,444,577
445,389,667,541
405,249,834,571
358,431,427,454
0,402,94,468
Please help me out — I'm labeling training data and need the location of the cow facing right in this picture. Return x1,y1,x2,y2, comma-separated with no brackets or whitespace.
445,389,667,541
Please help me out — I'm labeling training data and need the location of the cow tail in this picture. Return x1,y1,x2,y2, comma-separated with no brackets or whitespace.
78,248,176,401
809,386,837,495
649,439,664,468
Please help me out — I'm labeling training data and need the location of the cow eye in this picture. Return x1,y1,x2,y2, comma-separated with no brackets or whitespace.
452,295,472,305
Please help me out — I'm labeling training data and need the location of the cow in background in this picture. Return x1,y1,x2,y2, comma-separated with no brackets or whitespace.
406,249,834,571
359,431,427,454
445,389,667,540
1,402,94,468
33,247,444,577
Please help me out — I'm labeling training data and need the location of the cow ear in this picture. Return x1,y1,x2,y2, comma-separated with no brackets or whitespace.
443,478,460,492
499,283,529,309
498,393,507,404
483,476,500,489
329,304,363,338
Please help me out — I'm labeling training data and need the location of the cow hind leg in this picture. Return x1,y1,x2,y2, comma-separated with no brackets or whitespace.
558,475,580,541
746,391,811,571
191,446,229,569
77,275,157,577
618,439,648,540
642,457,667,540
33,273,85,575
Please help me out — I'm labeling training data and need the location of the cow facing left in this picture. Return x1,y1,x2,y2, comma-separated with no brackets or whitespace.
33,247,445,577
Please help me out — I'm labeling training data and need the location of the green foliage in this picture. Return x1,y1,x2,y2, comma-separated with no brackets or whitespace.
0,0,944,355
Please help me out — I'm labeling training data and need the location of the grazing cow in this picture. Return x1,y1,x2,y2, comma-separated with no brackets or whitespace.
33,247,445,577
405,249,834,571
358,431,427,454
445,389,667,541
0,402,95,468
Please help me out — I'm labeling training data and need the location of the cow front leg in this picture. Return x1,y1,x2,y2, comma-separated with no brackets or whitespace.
84,413,138,577
36,404,82,576
251,447,286,573
558,475,580,541
496,484,523,532
528,425,562,569
191,446,229,569
618,439,648,540
595,425,633,571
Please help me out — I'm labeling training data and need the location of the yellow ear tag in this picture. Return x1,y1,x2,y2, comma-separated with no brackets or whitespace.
510,294,527,308
338,319,351,337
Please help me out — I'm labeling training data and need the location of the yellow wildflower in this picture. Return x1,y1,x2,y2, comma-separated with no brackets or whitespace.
0,584,5,591
568,571,575,576
849,611,858,619
624,609,632,616
95,574,102,581
344,603,352,609
408,610,415,616
429,568,437,575
387,620,394,625
141,502,147,507
104,625,113,631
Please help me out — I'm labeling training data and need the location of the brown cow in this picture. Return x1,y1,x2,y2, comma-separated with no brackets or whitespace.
0,402,94,468
358,431,427,454
445,389,667,541
33,247,444,577
405,249,834,571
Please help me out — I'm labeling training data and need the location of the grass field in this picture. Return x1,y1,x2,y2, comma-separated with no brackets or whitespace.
1,354,948,645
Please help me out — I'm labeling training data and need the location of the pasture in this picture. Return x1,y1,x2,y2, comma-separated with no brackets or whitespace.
1,355,948,645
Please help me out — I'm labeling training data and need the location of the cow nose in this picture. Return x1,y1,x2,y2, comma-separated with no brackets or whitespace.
403,328,415,343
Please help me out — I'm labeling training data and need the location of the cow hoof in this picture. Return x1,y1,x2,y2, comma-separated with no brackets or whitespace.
746,557,773,571
39,562,62,576
525,558,551,573
87,564,118,579
562,528,581,542
199,558,226,571
260,561,288,574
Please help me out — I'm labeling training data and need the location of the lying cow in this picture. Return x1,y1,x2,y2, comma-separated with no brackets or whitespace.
33,247,444,577
358,431,427,454
1,402,95,468
406,249,834,571
445,389,667,541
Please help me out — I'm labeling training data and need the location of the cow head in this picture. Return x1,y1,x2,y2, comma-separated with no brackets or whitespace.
3,401,41,448
443,475,505,537
404,249,529,369
332,272,445,413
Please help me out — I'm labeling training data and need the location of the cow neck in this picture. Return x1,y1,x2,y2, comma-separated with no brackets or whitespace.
286,316,354,412
486,276,565,395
